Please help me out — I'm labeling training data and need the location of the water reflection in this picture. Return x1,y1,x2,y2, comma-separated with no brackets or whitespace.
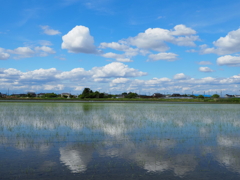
0,103,240,179
60,144,93,173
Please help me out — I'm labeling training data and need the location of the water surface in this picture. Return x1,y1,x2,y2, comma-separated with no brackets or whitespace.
0,103,240,179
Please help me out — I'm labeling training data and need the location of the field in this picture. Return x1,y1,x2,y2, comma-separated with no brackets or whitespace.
1,102,240,179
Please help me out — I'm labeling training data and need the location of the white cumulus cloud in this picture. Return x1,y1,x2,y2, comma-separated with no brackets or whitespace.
126,25,198,52
173,73,188,80
0,48,10,60
62,25,97,54
102,52,133,62
40,25,61,35
6,46,56,59
111,78,130,84
217,55,240,66
170,24,196,36
34,46,56,57
56,68,91,80
99,42,129,51
92,62,147,78
8,47,35,59
201,28,240,55
199,67,214,72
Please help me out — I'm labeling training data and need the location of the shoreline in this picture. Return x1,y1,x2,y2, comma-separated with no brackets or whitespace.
0,99,239,104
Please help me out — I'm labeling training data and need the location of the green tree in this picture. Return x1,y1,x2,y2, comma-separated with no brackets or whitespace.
45,93,58,98
198,95,204,99
125,92,138,98
81,88,93,98
212,94,220,98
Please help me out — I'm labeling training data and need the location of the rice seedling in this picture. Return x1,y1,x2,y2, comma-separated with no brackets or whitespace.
0,102,240,179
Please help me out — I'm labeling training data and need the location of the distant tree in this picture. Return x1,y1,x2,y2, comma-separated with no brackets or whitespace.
80,88,105,98
81,88,93,98
125,92,138,98
212,94,220,98
99,93,104,98
122,92,128,96
198,95,204,99
45,93,58,98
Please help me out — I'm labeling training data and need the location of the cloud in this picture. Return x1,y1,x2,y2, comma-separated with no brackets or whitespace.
54,55,66,61
100,42,140,58
115,58,132,62
0,52,10,60
61,25,97,54
174,36,199,46
20,68,59,81
145,77,171,86
6,46,56,59
2,64,240,94
56,68,91,80
170,24,196,36
102,52,133,62
99,42,129,51
8,47,35,58
0,62,147,93
92,62,147,78
173,73,188,80
198,61,212,65
40,25,61,35
127,28,173,52
217,55,240,66
102,52,122,59
126,25,198,52
34,46,56,57
201,28,240,55
199,67,214,72
147,52,178,61
111,78,130,84
44,84,64,90
39,40,53,46
186,49,197,53
0,48,10,60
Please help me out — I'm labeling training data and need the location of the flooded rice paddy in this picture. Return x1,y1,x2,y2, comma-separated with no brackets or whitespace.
0,102,240,179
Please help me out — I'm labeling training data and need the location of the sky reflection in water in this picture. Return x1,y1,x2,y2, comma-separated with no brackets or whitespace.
0,103,240,179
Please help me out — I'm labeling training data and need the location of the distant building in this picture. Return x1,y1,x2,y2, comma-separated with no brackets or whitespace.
115,95,124,98
27,92,36,97
225,94,234,98
37,93,45,97
0,93,7,98
61,93,71,98
171,93,181,97
138,95,152,98
152,93,164,97
11,94,27,97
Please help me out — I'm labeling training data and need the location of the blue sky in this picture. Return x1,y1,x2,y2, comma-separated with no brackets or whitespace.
1,0,240,95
